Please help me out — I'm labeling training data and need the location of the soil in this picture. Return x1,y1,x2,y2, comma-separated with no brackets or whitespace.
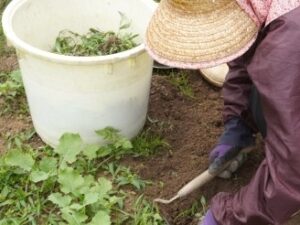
0,54,18,72
0,55,299,224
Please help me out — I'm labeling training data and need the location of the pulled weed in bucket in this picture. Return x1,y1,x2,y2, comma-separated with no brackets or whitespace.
53,13,139,56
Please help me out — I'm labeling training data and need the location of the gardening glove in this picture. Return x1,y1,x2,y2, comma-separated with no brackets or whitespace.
198,210,218,225
209,117,255,179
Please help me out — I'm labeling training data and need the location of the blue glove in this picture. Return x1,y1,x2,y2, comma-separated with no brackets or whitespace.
209,117,255,178
199,210,218,225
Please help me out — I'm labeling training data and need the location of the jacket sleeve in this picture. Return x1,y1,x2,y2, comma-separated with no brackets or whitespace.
222,48,254,123
211,8,300,225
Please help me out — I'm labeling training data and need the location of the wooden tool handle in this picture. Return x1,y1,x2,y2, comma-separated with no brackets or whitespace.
177,147,254,198
177,169,215,197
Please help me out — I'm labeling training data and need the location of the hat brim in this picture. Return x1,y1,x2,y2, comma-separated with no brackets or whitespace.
146,0,259,69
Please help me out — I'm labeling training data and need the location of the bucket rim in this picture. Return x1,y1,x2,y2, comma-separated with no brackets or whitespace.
2,0,157,65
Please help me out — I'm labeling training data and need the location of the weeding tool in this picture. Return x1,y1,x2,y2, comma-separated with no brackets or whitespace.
154,147,254,204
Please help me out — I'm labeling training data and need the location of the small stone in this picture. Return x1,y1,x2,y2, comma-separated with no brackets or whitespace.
207,93,219,100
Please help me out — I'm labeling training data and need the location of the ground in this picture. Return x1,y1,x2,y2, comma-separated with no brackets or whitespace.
1,52,300,224
1,1,300,223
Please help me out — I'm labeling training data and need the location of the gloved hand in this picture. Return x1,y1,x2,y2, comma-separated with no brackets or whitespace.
198,210,218,225
209,117,255,179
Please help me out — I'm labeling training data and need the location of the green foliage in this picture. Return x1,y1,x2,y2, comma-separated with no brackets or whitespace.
0,127,166,225
53,13,138,56
131,130,169,157
169,71,195,99
89,211,111,225
58,167,85,195
4,129,35,150
132,196,166,225
97,127,133,149
175,196,208,222
105,163,148,190
55,133,84,167
0,70,22,97
48,193,72,208
0,70,28,115
4,149,34,171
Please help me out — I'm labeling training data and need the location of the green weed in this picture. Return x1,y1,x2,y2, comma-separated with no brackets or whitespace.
169,71,195,99
4,129,36,150
132,195,166,225
0,70,28,115
0,127,166,225
131,130,169,157
175,196,208,222
104,163,148,190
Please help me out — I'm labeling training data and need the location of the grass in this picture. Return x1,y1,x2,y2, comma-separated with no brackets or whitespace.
0,70,29,115
131,130,169,157
104,162,150,190
133,196,166,225
175,196,208,222
169,71,195,99
4,128,36,150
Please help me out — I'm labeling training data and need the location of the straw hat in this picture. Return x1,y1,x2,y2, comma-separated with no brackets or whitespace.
146,0,259,69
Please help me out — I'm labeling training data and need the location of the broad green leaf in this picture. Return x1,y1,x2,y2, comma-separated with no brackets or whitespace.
55,133,83,165
88,211,111,225
4,149,35,171
108,196,121,206
119,138,133,149
113,137,133,150
39,157,58,175
83,192,98,206
10,70,22,83
90,178,112,201
61,208,87,225
97,146,112,158
82,144,99,160
58,167,84,195
96,127,132,150
98,177,112,196
96,127,120,142
79,175,95,195
30,170,49,183
69,203,84,210
48,193,72,208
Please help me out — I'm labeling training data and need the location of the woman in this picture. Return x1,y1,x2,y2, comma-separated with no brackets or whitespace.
146,0,300,224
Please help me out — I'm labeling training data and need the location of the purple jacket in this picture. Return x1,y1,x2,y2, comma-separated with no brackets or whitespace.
211,6,300,225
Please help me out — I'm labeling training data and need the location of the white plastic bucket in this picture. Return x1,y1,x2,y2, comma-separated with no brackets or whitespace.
2,0,157,147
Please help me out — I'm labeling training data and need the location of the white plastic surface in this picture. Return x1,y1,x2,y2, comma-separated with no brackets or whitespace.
2,0,157,147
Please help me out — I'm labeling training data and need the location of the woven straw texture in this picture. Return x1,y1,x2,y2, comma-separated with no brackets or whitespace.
146,0,259,68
